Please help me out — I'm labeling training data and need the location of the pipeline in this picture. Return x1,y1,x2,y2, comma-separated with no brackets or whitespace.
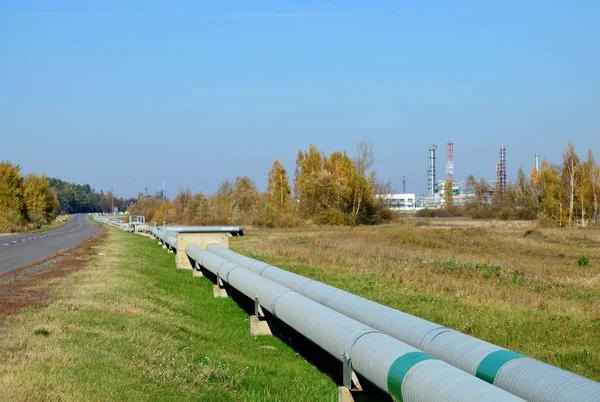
152,228,177,250
159,226,244,235
186,244,522,402
207,244,600,402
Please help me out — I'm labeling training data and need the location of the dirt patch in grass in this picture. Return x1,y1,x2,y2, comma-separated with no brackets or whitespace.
0,229,106,323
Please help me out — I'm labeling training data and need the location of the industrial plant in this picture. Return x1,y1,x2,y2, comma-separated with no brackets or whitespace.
385,140,520,211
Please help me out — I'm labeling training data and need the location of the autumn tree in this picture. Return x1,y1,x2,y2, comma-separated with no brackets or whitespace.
294,145,326,217
354,138,375,177
21,173,59,226
0,161,26,231
443,180,453,207
152,200,174,226
128,193,164,223
578,150,599,227
530,166,542,200
172,186,192,223
513,167,538,219
562,143,579,227
589,150,599,225
539,159,564,226
182,192,207,225
266,160,292,212
352,139,377,223
98,190,114,213
232,176,260,224
211,179,235,224
294,144,385,225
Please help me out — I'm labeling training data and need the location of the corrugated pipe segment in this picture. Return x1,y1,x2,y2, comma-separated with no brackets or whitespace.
207,244,600,402
186,244,522,402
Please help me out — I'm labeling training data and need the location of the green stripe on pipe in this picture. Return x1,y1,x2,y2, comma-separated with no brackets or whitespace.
387,352,435,402
476,349,525,384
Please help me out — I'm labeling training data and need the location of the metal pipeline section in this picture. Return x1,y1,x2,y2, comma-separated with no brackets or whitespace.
152,228,177,250
186,244,522,402
159,226,244,236
206,244,600,402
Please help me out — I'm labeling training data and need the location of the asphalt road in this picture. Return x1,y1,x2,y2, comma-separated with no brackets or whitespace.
0,214,100,275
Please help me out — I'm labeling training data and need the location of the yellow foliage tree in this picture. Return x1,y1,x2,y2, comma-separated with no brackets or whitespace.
444,180,453,207
294,144,381,225
562,142,579,227
266,160,292,212
539,159,564,226
22,173,59,226
0,161,26,231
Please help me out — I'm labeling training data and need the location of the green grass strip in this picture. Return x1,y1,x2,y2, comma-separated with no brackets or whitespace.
476,349,525,384
387,351,435,402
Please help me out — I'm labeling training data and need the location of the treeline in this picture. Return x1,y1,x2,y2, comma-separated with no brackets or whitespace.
50,178,101,214
427,143,599,227
0,161,60,232
0,160,138,232
49,178,135,214
128,142,393,227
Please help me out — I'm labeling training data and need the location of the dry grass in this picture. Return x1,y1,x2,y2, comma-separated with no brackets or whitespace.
232,217,600,380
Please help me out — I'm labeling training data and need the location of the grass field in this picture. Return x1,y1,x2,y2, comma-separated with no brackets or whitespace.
1,218,598,401
231,218,600,381
0,226,337,401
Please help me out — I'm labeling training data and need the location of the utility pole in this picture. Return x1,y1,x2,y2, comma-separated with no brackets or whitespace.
110,186,114,215
403,176,406,193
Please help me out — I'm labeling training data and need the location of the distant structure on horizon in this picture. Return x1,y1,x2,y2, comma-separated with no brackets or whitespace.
386,141,517,210
446,139,454,182
420,140,464,208
428,145,437,196
496,146,507,193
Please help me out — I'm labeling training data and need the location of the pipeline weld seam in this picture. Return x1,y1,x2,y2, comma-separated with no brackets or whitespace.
342,329,381,359
258,265,273,276
298,279,314,293
417,327,451,351
320,289,339,304
270,289,292,317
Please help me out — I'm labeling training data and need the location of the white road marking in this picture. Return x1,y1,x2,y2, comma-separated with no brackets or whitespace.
1,221,87,248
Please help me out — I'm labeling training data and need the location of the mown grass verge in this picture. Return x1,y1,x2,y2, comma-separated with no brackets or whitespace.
0,226,337,401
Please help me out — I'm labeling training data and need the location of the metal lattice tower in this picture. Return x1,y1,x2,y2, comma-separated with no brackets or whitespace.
496,146,507,192
446,139,454,182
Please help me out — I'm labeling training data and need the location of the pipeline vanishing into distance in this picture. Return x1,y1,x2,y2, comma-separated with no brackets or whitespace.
186,244,523,402
205,243,600,402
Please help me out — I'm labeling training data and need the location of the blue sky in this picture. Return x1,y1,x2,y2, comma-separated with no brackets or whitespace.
1,1,599,198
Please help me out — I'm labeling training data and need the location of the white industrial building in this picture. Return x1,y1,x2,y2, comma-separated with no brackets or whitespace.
380,194,416,211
